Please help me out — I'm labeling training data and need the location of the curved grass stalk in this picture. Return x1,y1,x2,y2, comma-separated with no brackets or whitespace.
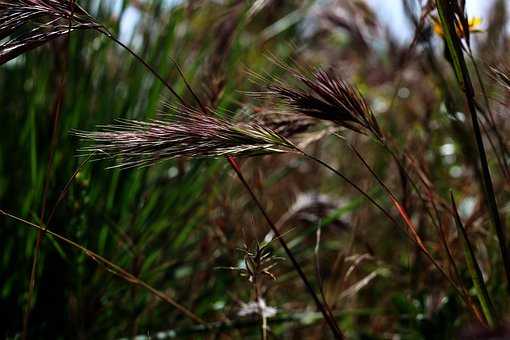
2,3,325,336
0,210,205,325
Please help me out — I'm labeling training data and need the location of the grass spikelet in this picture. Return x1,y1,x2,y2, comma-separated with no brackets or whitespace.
74,108,296,169
0,0,100,64
490,64,510,92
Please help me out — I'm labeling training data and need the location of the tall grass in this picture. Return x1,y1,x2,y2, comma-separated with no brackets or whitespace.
1,0,510,338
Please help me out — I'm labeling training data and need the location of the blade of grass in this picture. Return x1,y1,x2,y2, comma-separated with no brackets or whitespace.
0,209,205,325
23,19,72,339
450,192,496,328
435,0,510,290
428,190,485,324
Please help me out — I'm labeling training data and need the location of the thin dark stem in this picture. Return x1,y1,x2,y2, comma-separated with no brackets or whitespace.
469,54,510,179
348,145,463,296
227,156,343,340
298,149,399,227
98,28,187,107
436,0,510,291
97,24,343,338
0,210,205,325
171,57,208,114
46,152,95,226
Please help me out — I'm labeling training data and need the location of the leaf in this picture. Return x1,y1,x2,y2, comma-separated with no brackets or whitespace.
451,192,496,328
435,0,464,87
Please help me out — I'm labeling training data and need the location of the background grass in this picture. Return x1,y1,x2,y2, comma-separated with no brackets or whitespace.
1,0,509,338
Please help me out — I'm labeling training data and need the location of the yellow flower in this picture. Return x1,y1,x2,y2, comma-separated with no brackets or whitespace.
432,16,483,38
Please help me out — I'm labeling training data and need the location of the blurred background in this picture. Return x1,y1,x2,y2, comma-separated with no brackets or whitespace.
1,0,509,338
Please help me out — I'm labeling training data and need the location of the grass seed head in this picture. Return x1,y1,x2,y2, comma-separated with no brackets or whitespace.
0,0,101,64
74,108,296,169
266,66,382,139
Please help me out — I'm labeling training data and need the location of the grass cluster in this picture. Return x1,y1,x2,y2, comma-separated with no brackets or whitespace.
1,0,510,339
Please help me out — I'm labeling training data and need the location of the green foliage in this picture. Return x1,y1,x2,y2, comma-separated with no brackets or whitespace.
1,0,510,339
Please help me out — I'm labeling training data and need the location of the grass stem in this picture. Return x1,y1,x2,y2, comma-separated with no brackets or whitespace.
227,156,344,339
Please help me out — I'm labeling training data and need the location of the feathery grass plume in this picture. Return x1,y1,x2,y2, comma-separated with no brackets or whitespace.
265,66,382,139
451,192,496,328
74,108,296,169
253,109,316,138
490,65,510,92
0,0,101,64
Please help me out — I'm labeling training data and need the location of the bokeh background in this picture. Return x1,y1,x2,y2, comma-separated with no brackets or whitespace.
1,0,510,338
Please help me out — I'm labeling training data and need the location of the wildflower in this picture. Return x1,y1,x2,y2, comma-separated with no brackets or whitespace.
432,15,482,38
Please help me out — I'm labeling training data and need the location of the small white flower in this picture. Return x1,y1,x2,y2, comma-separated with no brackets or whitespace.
238,298,277,318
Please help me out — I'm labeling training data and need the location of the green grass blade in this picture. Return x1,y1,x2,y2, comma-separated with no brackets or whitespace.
451,192,496,328
436,0,510,290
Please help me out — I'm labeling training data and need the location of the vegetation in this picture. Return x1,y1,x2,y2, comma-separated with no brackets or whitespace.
1,0,509,338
